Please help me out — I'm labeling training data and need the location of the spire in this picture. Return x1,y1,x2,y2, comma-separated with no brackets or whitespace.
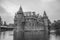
43,11,47,16
17,6,23,13
43,11,48,19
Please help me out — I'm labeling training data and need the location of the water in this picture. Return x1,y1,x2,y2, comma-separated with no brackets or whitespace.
0,31,60,40
0,31,13,40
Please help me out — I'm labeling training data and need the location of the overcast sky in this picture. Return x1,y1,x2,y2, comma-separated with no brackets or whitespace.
0,0,60,24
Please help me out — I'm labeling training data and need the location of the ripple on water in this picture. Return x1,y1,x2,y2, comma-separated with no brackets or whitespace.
0,31,13,40
0,31,60,40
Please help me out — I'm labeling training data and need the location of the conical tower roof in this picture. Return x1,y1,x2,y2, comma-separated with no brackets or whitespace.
43,11,48,19
43,11,47,16
17,6,23,13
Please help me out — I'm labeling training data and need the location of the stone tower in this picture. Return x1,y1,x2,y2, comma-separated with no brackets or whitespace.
43,11,49,40
43,11,51,31
14,6,25,40
43,11,48,29
14,6,25,30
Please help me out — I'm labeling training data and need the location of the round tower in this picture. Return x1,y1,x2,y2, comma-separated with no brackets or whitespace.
43,11,49,40
43,11,48,26
14,6,25,40
14,6,25,27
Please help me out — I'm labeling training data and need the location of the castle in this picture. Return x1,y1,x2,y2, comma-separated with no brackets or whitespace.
14,6,51,31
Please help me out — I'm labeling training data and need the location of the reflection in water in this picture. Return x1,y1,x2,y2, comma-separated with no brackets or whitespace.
14,31,48,40
50,33,56,40
0,32,1,39
0,31,13,40
3,32,5,38
0,31,60,40
56,35,60,40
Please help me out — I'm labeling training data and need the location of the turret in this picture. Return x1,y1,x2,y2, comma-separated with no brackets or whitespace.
43,11,48,25
14,6,25,40
14,6,25,27
17,6,23,14
43,11,49,32
43,11,48,19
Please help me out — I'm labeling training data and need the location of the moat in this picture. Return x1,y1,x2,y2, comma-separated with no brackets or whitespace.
0,30,60,40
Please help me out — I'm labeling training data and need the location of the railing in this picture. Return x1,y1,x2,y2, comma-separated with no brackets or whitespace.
0,26,15,31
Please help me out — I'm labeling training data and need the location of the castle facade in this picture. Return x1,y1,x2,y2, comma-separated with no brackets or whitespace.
14,6,50,31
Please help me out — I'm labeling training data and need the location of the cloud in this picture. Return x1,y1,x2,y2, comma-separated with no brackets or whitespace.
0,6,7,13
0,0,60,24
0,0,2,2
41,0,56,2
44,0,60,22
1,14,14,24
0,6,13,24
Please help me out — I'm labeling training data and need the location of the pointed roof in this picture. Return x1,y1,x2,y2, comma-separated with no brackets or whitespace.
43,11,47,16
17,6,23,13
43,11,48,18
